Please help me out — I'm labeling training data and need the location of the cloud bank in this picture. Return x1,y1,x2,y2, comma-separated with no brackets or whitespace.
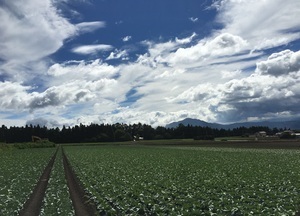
0,0,300,127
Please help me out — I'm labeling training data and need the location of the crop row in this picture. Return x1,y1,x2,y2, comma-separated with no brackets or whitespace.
40,147,74,216
0,148,56,215
64,146,300,215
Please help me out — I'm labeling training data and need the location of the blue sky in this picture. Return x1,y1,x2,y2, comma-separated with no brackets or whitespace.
1,0,300,127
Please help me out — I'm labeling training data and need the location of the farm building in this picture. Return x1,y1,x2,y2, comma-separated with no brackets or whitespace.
256,131,267,137
276,130,297,139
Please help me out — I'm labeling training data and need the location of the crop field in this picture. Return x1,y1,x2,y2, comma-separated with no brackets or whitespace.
64,145,300,215
1,142,300,215
0,148,55,215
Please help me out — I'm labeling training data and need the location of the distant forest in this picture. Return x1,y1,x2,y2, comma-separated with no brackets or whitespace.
0,123,291,143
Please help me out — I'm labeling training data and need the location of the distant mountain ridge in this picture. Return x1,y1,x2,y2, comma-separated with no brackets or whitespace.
166,118,300,130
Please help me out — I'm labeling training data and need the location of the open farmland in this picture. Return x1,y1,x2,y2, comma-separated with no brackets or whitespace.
1,142,300,215
0,148,56,215
64,145,300,215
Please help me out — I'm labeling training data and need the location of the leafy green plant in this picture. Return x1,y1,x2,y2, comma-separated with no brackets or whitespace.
0,148,56,215
64,145,300,215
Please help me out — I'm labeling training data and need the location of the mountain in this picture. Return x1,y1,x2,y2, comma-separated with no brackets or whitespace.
166,118,224,129
166,118,300,130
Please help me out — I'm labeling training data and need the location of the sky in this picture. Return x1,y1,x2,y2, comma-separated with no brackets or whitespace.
1,0,300,128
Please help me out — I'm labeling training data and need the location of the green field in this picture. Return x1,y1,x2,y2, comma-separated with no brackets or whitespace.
64,145,300,215
0,148,56,215
1,142,300,215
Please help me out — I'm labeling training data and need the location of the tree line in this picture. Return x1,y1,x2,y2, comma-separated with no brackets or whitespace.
0,123,289,143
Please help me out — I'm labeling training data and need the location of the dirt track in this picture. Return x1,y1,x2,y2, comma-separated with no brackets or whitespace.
19,147,97,216
62,148,98,216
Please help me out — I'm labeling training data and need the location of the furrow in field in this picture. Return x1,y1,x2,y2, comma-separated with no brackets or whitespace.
62,147,98,216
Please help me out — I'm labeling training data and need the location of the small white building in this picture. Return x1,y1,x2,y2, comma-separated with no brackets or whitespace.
133,136,144,141
256,131,267,137
295,133,300,138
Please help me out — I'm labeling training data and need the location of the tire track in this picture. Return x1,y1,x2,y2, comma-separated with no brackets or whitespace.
62,148,98,216
19,147,58,216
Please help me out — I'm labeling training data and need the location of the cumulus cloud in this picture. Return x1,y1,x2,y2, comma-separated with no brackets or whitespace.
221,70,242,79
29,87,70,110
256,50,300,76
28,78,121,110
71,44,113,55
0,60,123,112
160,48,300,123
0,81,32,110
47,59,119,86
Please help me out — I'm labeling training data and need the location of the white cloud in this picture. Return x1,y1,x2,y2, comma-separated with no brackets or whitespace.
189,17,198,22
256,50,300,76
28,78,120,111
47,59,119,85
166,33,248,66
75,21,106,34
1,0,300,127
0,1,75,62
138,47,300,124
216,0,300,50
0,81,32,110
72,44,113,55
0,1,105,82
3,48,300,126
221,70,242,79
175,33,197,44
0,0,76,82
106,50,128,60
122,36,132,42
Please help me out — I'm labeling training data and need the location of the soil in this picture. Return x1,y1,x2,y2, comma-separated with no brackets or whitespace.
19,147,98,216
